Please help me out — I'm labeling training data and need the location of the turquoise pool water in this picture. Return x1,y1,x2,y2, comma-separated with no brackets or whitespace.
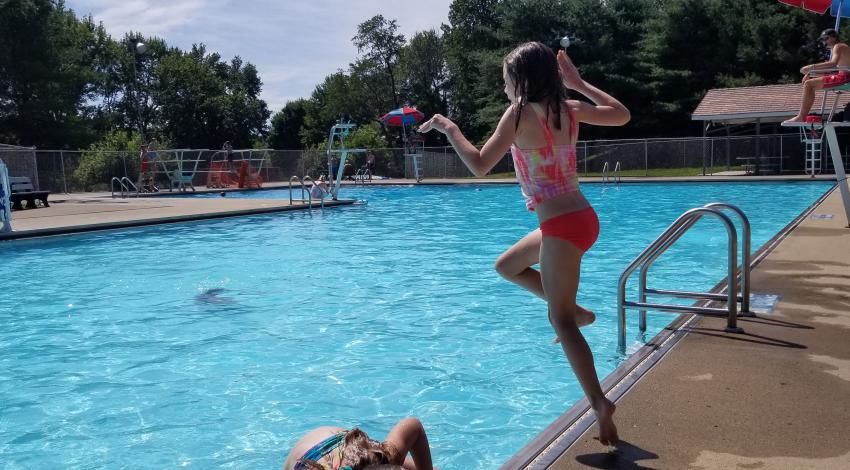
0,181,831,469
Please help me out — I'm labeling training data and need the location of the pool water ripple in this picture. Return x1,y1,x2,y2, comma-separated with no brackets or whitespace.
0,181,831,469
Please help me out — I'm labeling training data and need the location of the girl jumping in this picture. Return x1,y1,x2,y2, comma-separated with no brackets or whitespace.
418,42,629,446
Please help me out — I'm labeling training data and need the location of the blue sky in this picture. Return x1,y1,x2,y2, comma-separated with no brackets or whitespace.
66,0,453,113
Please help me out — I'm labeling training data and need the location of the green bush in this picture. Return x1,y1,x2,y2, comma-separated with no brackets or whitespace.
73,131,143,191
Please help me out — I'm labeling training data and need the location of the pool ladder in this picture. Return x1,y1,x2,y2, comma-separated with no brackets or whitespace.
111,177,138,198
617,202,753,353
288,176,323,209
602,161,621,183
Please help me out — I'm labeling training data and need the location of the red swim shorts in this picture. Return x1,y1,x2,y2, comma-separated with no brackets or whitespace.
540,206,600,252
822,71,850,89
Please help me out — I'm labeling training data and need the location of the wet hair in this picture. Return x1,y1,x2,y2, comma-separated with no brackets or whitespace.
821,28,839,39
503,41,569,132
297,429,394,470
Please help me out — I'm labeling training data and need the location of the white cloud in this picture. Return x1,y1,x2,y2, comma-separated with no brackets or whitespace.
66,0,453,112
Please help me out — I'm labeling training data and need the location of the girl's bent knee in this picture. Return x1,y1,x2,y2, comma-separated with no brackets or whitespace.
549,308,579,330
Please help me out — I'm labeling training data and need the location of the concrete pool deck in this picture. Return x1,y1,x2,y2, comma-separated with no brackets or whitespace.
0,190,354,240
512,186,850,469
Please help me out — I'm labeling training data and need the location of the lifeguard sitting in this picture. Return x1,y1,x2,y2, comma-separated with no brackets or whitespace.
783,28,850,124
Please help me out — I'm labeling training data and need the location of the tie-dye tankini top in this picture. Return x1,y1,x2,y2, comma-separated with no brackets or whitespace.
510,105,580,211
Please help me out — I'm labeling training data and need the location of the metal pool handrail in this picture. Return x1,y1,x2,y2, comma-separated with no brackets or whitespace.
288,176,301,205
618,203,752,353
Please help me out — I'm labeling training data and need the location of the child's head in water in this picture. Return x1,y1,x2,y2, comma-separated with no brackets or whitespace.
502,41,569,131
296,428,393,469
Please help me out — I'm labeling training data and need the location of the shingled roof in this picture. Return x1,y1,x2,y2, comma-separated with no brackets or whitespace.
692,83,850,123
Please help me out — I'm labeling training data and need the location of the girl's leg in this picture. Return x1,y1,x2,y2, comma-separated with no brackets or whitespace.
495,229,595,326
540,235,618,446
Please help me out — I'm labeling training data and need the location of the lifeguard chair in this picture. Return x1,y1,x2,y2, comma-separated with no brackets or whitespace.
782,64,850,226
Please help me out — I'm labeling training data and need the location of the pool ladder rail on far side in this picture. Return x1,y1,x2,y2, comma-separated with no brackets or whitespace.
617,202,753,353
601,161,621,184
111,177,138,198
288,176,324,210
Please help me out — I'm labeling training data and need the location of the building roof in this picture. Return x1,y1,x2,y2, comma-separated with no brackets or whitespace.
692,83,850,123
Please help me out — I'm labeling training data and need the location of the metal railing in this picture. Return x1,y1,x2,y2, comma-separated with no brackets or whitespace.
288,175,322,210
602,161,621,183
618,202,752,353
110,177,137,198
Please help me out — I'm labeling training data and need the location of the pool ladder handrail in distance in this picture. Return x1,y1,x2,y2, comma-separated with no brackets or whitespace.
617,202,752,353
111,177,138,198
601,161,621,183
302,176,323,209
288,175,320,209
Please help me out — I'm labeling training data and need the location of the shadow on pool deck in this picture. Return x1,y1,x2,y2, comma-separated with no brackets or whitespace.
525,188,850,469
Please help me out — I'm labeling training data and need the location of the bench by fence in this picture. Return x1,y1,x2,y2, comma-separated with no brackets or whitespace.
10,176,49,210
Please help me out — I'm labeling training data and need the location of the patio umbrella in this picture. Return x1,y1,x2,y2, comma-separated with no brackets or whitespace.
379,106,425,127
379,106,425,149
778,0,849,30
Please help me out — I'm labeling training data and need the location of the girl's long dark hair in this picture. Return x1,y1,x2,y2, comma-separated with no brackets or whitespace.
503,41,569,131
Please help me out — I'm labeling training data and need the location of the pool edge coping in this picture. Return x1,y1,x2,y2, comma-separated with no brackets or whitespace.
0,199,356,241
499,182,838,470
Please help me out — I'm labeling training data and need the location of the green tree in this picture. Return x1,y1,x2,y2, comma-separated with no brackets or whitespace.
155,45,269,148
268,99,308,149
352,15,406,108
0,0,107,148
442,0,504,141
398,30,450,129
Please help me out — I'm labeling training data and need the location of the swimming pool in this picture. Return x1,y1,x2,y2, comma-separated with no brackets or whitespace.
0,181,831,469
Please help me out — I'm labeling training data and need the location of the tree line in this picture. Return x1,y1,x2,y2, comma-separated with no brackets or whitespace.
0,0,838,152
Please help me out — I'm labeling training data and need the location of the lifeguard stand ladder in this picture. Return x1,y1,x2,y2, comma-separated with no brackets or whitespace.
782,65,850,227
798,120,823,176
326,120,367,200
407,135,425,182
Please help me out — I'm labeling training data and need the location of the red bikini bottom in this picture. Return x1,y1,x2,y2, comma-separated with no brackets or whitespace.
539,206,600,252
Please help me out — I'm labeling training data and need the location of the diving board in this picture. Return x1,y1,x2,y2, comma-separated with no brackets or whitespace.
326,121,366,200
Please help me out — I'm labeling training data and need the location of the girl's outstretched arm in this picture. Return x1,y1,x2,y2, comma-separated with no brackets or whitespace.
557,50,630,127
383,417,434,470
418,107,516,177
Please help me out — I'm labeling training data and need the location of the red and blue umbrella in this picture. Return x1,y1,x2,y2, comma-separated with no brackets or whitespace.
779,0,850,29
378,106,425,127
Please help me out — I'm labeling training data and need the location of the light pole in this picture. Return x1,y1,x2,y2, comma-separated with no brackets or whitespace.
130,40,147,141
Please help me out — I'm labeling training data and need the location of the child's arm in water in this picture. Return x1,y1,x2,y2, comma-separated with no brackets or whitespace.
557,50,630,127
382,417,435,470
418,107,516,177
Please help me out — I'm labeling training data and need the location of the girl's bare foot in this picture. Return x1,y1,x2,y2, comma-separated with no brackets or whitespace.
782,115,806,124
593,398,619,446
552,306,595,343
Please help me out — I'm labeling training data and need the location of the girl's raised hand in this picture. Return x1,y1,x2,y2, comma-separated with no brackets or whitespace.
557,50,583,90
418,114,456,135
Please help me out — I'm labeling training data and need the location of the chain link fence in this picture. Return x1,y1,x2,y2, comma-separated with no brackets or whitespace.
4,133,850,193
